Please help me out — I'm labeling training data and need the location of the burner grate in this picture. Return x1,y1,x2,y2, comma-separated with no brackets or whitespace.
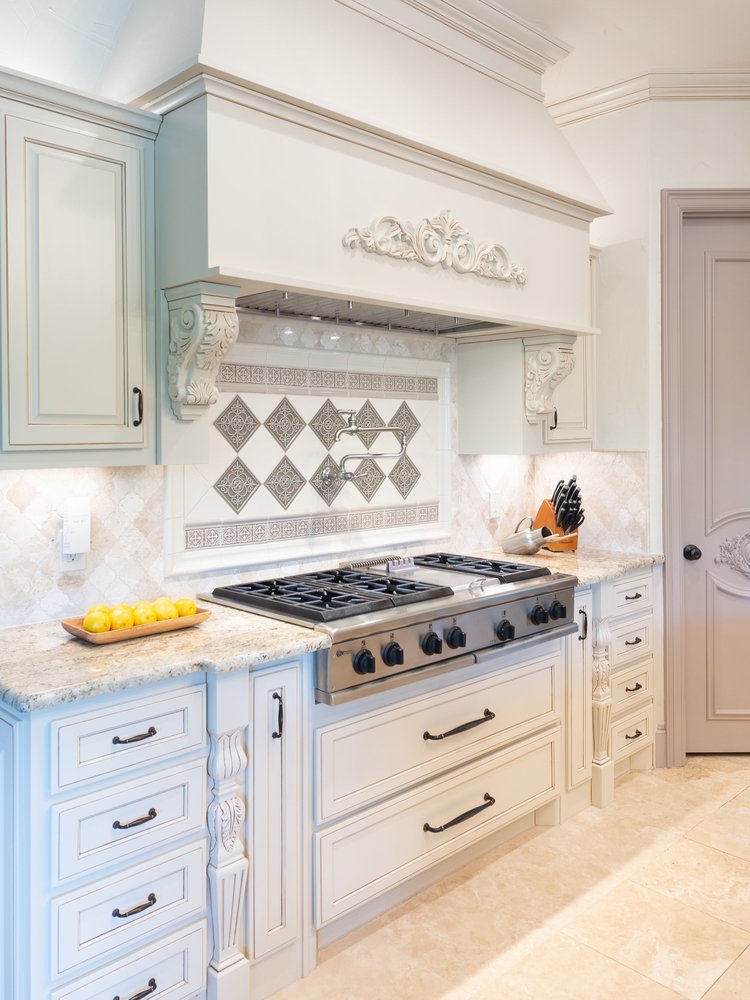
412,553,551,583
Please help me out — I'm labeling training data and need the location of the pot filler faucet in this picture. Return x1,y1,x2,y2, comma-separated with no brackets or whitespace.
320,409,407,482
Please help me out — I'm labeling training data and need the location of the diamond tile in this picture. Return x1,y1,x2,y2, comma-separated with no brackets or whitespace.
389,401,421,444
264,456,306,510
213,395,260,452
389,454,421,499
309,399,346,449
213,458,261,514
310,455,346,507
352,458,385,502
264,397,305,450
356,400,385,449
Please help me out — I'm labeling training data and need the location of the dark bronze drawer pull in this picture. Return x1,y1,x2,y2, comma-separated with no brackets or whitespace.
114,979,156,1000
112,726,157,746
625,729,643,740
272,692,284,739
624,592,643,601
423,708,495,741
112,892,157,919
113,807,157,831
625,682,644,693
423,792,495,833
624,636,643,646
578,608,588,641
132,386,144,427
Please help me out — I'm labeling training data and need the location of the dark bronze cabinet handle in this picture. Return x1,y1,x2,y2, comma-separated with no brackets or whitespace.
112,726,156,746
578,608,588,641
549,407,558,430
113,807,157,831
423,792,495,833
624,592,642,600
272,692,283,739
625,682,644,693
112,893,157,919
423,709,495,741
625,729,643,740
625,636,643,646
114,979,157,1000
133,387,144,427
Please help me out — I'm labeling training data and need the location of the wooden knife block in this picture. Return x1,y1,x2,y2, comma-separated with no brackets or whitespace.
532,499,578,552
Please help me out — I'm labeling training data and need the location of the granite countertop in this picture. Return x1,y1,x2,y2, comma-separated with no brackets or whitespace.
469,546,664,585
0,603,329,713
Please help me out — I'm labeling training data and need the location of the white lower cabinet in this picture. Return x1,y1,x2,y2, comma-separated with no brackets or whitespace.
566,588,593,792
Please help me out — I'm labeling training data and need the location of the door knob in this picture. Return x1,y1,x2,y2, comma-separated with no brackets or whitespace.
683,544,702,560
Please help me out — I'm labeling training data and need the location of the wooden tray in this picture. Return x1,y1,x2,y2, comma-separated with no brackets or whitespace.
61,607,212,644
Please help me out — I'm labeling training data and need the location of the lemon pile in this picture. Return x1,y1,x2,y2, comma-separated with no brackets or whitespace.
82,597,197,633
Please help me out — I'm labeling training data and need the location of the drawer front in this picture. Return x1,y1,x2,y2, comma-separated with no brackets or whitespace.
52,842,206,975
600,572,654,618
50,922,207,1000
609,614,654,669
612,658,653,717
316,728,560,925
54,761,206,882
612,705,654,762
317,651,562,821
53,686,206,792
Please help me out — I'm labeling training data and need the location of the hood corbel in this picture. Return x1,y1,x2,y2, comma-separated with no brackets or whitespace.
165,281,241,421
523,334,577,424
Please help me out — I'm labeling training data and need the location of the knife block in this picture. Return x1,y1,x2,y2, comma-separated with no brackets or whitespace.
532,499,578,552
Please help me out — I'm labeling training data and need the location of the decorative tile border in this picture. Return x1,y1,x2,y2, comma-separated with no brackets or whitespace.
185,503,441,550
219,363,439,398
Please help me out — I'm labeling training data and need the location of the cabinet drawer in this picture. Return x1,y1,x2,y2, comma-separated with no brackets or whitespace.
50,922,207,1000
317,651,561,821
53,761,206,882
599,572,654,618
612,658,653,717
52,842,206,975
609,614,654,669
316,728,560,925
53,686,206,791
612,705,654,762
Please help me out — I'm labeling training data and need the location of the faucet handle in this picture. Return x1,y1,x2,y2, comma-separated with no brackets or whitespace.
338,408,357,426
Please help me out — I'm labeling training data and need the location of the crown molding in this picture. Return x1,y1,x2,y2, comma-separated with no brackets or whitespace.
548,70,750,127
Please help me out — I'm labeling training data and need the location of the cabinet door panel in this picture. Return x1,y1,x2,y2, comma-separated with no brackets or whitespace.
566,590,593,789
4,114,145,448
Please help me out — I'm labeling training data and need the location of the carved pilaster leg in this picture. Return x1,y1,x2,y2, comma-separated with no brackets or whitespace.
591,618,614,808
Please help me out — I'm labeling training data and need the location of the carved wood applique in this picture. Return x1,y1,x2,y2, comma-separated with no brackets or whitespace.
716,529,750,577
523,336,577,423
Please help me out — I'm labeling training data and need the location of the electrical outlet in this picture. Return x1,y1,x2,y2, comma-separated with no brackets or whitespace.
57,531,86,572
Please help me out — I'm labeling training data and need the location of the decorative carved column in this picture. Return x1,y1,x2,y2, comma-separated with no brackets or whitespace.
523,335,577,423
591,617,614,808
164,281,241,421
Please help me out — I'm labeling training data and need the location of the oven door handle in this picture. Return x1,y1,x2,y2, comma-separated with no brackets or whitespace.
423,708,495,741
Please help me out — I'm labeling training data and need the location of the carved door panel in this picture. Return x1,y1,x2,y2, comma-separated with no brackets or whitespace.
682,215,750,750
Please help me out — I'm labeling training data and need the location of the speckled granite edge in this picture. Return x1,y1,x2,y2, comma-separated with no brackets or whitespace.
0,604,329,713
471,546,665,586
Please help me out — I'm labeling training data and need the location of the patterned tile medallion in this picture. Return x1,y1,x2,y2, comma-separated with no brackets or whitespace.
355,400,386,449
265,455,306,510
310,455,346,507
389,401,421,444
264,397,305,450
389,453,421,499
352,458,386,502
213,395,260,452
309,399,346,449
213,457,261,514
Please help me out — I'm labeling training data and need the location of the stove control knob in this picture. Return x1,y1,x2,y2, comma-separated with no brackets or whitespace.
421,631,443,656
549,600,567,621
353,649,377,675
445,625,467,649
530,604,549,626
382,641,404,667
495,619,516,642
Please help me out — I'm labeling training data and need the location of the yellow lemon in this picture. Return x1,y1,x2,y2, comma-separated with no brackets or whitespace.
133,603,157,625
175,597,197,618
82,609,111,633
86,603,111,617
153,597,179,621
109,605,135,630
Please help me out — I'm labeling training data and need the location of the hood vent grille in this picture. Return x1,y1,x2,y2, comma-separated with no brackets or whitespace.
237,290,516,337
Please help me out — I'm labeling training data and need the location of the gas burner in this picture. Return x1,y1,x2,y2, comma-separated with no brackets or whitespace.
412,553,551,583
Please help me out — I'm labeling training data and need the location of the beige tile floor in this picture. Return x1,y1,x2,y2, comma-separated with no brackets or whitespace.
277,755,750,1000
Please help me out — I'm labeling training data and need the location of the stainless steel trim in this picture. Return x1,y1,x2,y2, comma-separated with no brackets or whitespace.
315,654,477,705
473,621,578,663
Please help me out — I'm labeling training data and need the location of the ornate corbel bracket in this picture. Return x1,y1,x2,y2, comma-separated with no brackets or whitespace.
523,335,577,424
164,281,241,421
